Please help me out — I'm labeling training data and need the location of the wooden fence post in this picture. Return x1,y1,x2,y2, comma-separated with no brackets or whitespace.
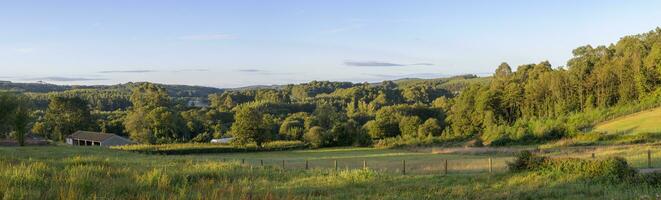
591,153,595,159
363,160,367,169
444,159,448,175
260,160,263,167
402,160,406,175
488,157,493,173
648,149,652,168
305,160,309,170
282,160,285,169
241,159,245,164
334,160,338,172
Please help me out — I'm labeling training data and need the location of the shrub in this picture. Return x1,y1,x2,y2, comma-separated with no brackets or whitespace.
541,157,636,182
508,150,638,183
507,150,547,172
304,126,328,148
417,118,442,137
637,172,661,186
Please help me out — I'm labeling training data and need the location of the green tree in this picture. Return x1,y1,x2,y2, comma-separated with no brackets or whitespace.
44,96,92,141
399,116,422,137
418,118,442,137
0,92,32,145
12,103,31,146
279,113,308,140
124,83,185,144
230,105,270,147
304,126,328,148
0,91,19,138
147,107,185,143
494,62,512,78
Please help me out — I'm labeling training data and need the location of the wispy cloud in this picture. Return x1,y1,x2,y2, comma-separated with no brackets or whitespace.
235,69,293,76
99,70,157,74
236,69,263,73
178,34,235,41
22,76,107,82
99,68,209,73
344,61,435,67
344,61,406,67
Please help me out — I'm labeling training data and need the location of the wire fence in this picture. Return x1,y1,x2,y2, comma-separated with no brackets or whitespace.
549,149,658,169
218,150,657,175
219,157,512,175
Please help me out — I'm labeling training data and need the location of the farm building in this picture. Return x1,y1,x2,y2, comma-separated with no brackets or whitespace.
66,131,134,147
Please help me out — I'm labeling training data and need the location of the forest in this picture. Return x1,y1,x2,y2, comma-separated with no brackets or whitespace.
1,28,661,148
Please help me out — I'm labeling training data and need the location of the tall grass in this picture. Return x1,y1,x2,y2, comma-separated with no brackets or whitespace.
1,146,660,199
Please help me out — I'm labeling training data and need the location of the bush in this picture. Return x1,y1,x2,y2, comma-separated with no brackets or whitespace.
508,150,638,183
507,150,547,172
304,126,328,148
417,118,442,137
637,172,661,186
541,157,636,182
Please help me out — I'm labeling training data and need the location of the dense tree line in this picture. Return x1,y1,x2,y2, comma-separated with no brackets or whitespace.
3,28,660,148
447,28,661,145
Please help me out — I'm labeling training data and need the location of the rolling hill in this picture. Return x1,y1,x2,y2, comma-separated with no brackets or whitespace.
593,106,661,135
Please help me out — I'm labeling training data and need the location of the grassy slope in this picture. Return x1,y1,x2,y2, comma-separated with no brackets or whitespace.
1,146,660,199
594,106,661,134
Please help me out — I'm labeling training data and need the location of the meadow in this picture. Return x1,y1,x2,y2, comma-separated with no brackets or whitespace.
1,145,660,199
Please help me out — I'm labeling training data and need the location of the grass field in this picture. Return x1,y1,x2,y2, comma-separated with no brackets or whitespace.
1,145,660,199
594,106,661,134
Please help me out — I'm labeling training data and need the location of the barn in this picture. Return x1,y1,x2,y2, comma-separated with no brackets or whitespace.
66,131,134,147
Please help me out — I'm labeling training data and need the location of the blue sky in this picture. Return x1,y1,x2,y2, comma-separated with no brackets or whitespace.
1,0,660,88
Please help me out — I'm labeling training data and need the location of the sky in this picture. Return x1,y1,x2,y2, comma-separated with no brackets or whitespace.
1,0,660,88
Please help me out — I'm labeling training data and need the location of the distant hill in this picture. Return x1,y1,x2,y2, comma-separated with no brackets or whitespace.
0,74,487,97
0,81,223,98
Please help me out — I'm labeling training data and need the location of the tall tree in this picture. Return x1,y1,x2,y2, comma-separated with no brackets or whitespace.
0,91,19,138
230,105,270,147
124,83,184,144
12,102,31,146
44,96,92,141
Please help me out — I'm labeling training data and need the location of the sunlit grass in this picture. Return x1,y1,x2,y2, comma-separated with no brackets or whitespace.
0,146,659,199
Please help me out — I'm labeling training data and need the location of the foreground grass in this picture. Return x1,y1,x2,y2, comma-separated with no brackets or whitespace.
1,146,659,199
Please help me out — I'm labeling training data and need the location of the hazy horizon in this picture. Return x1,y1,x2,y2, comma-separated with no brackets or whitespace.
2,1,661,88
